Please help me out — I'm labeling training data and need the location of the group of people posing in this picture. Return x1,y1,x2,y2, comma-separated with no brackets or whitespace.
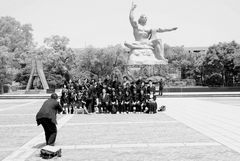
60,75,163,114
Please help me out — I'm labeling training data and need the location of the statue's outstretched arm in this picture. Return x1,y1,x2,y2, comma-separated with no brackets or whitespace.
157,27,178,33
129,2,138,28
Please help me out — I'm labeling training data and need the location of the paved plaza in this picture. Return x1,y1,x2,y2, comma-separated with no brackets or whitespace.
1,97,240,160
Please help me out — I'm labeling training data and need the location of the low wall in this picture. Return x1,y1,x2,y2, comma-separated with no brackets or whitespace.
161,86,240,92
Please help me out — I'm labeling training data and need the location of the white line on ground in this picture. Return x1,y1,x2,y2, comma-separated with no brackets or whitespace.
0,148,18,152
2,114,74,161
66,120,178,126
55,142,221,150
0,120,178,128
0,124,36,128
0,114,35,116
0,100,40,112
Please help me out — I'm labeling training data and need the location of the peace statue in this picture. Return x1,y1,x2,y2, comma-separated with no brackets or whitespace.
125,2,177,65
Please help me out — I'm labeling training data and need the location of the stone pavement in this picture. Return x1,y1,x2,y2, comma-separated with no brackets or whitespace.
0,97,240,160
163,97,240,154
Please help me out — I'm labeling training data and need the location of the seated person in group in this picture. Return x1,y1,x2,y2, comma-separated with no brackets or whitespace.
139,89,147,113
98,88,110,113
131,88,140,113
110,90,118,114
123,90,132,113
146,90,157,114
117,89,124,114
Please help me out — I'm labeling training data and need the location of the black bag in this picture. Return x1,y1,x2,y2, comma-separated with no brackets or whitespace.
40,145,61,159
159,105,166,112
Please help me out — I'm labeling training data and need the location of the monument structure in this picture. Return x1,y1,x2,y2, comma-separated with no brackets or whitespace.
124,2,177,79
25,58,49,93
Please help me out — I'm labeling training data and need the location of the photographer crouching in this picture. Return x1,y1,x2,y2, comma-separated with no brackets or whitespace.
36,93,63,146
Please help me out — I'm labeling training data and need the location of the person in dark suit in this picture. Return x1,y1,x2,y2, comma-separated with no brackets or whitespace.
147,80,156,94
159,79,164,96
117,89,124,114
98,88,110,113
110,90,118,114
111,76,121,93
123,90,132,113
131,88,140,113
138,81,147,94
36,93,63,146
139,89,147,113
146,91,157,114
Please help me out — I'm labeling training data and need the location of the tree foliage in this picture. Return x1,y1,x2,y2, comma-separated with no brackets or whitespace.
0,16,34,92
73,44,127,80
41,35,75,88
203,41,240,86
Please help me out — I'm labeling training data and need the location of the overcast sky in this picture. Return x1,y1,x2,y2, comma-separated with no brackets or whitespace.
0,0,240,48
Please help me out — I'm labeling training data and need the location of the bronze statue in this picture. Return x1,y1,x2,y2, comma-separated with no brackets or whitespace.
125,2,177,63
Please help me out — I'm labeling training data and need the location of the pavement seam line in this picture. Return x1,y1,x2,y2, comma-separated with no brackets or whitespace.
0,100,40,112
2,114,73,161
66,120,178,126
53,142,220,150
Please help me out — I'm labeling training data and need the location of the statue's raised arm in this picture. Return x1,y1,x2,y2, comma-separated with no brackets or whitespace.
129,2,138,29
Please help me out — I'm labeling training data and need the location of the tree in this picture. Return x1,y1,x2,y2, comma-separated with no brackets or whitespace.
0,16,34,92
164,45,197,79
203,41,240,86
0,16,34,62
41,35,75,87
44,35,69,51
73,44,127,80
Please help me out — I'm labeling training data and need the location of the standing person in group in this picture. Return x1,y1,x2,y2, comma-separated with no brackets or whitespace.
60,84,69,114
98,88,110,113
96,78,103,99
104,75,112,87
117,89,124,114
122,76,130,89
139,89,147,113
123,90,132,114
36,93,63,146
147,80,156,94
159,79,164,96
131,88,140,113
68,86,76,114
111,76,121,93
110,90,118,114
138,81,147,94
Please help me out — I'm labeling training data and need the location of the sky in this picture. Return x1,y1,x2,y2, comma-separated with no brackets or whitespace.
0,0,240,48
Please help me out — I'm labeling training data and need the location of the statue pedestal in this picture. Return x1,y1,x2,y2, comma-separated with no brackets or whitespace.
126,64,168,81
125,49,168,80
128,49,167,65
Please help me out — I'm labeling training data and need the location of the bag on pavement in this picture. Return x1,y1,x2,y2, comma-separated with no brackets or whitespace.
40,145,61,159
158,105,166,112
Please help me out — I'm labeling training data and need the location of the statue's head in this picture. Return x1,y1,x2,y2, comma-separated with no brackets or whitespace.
138,14,147,26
